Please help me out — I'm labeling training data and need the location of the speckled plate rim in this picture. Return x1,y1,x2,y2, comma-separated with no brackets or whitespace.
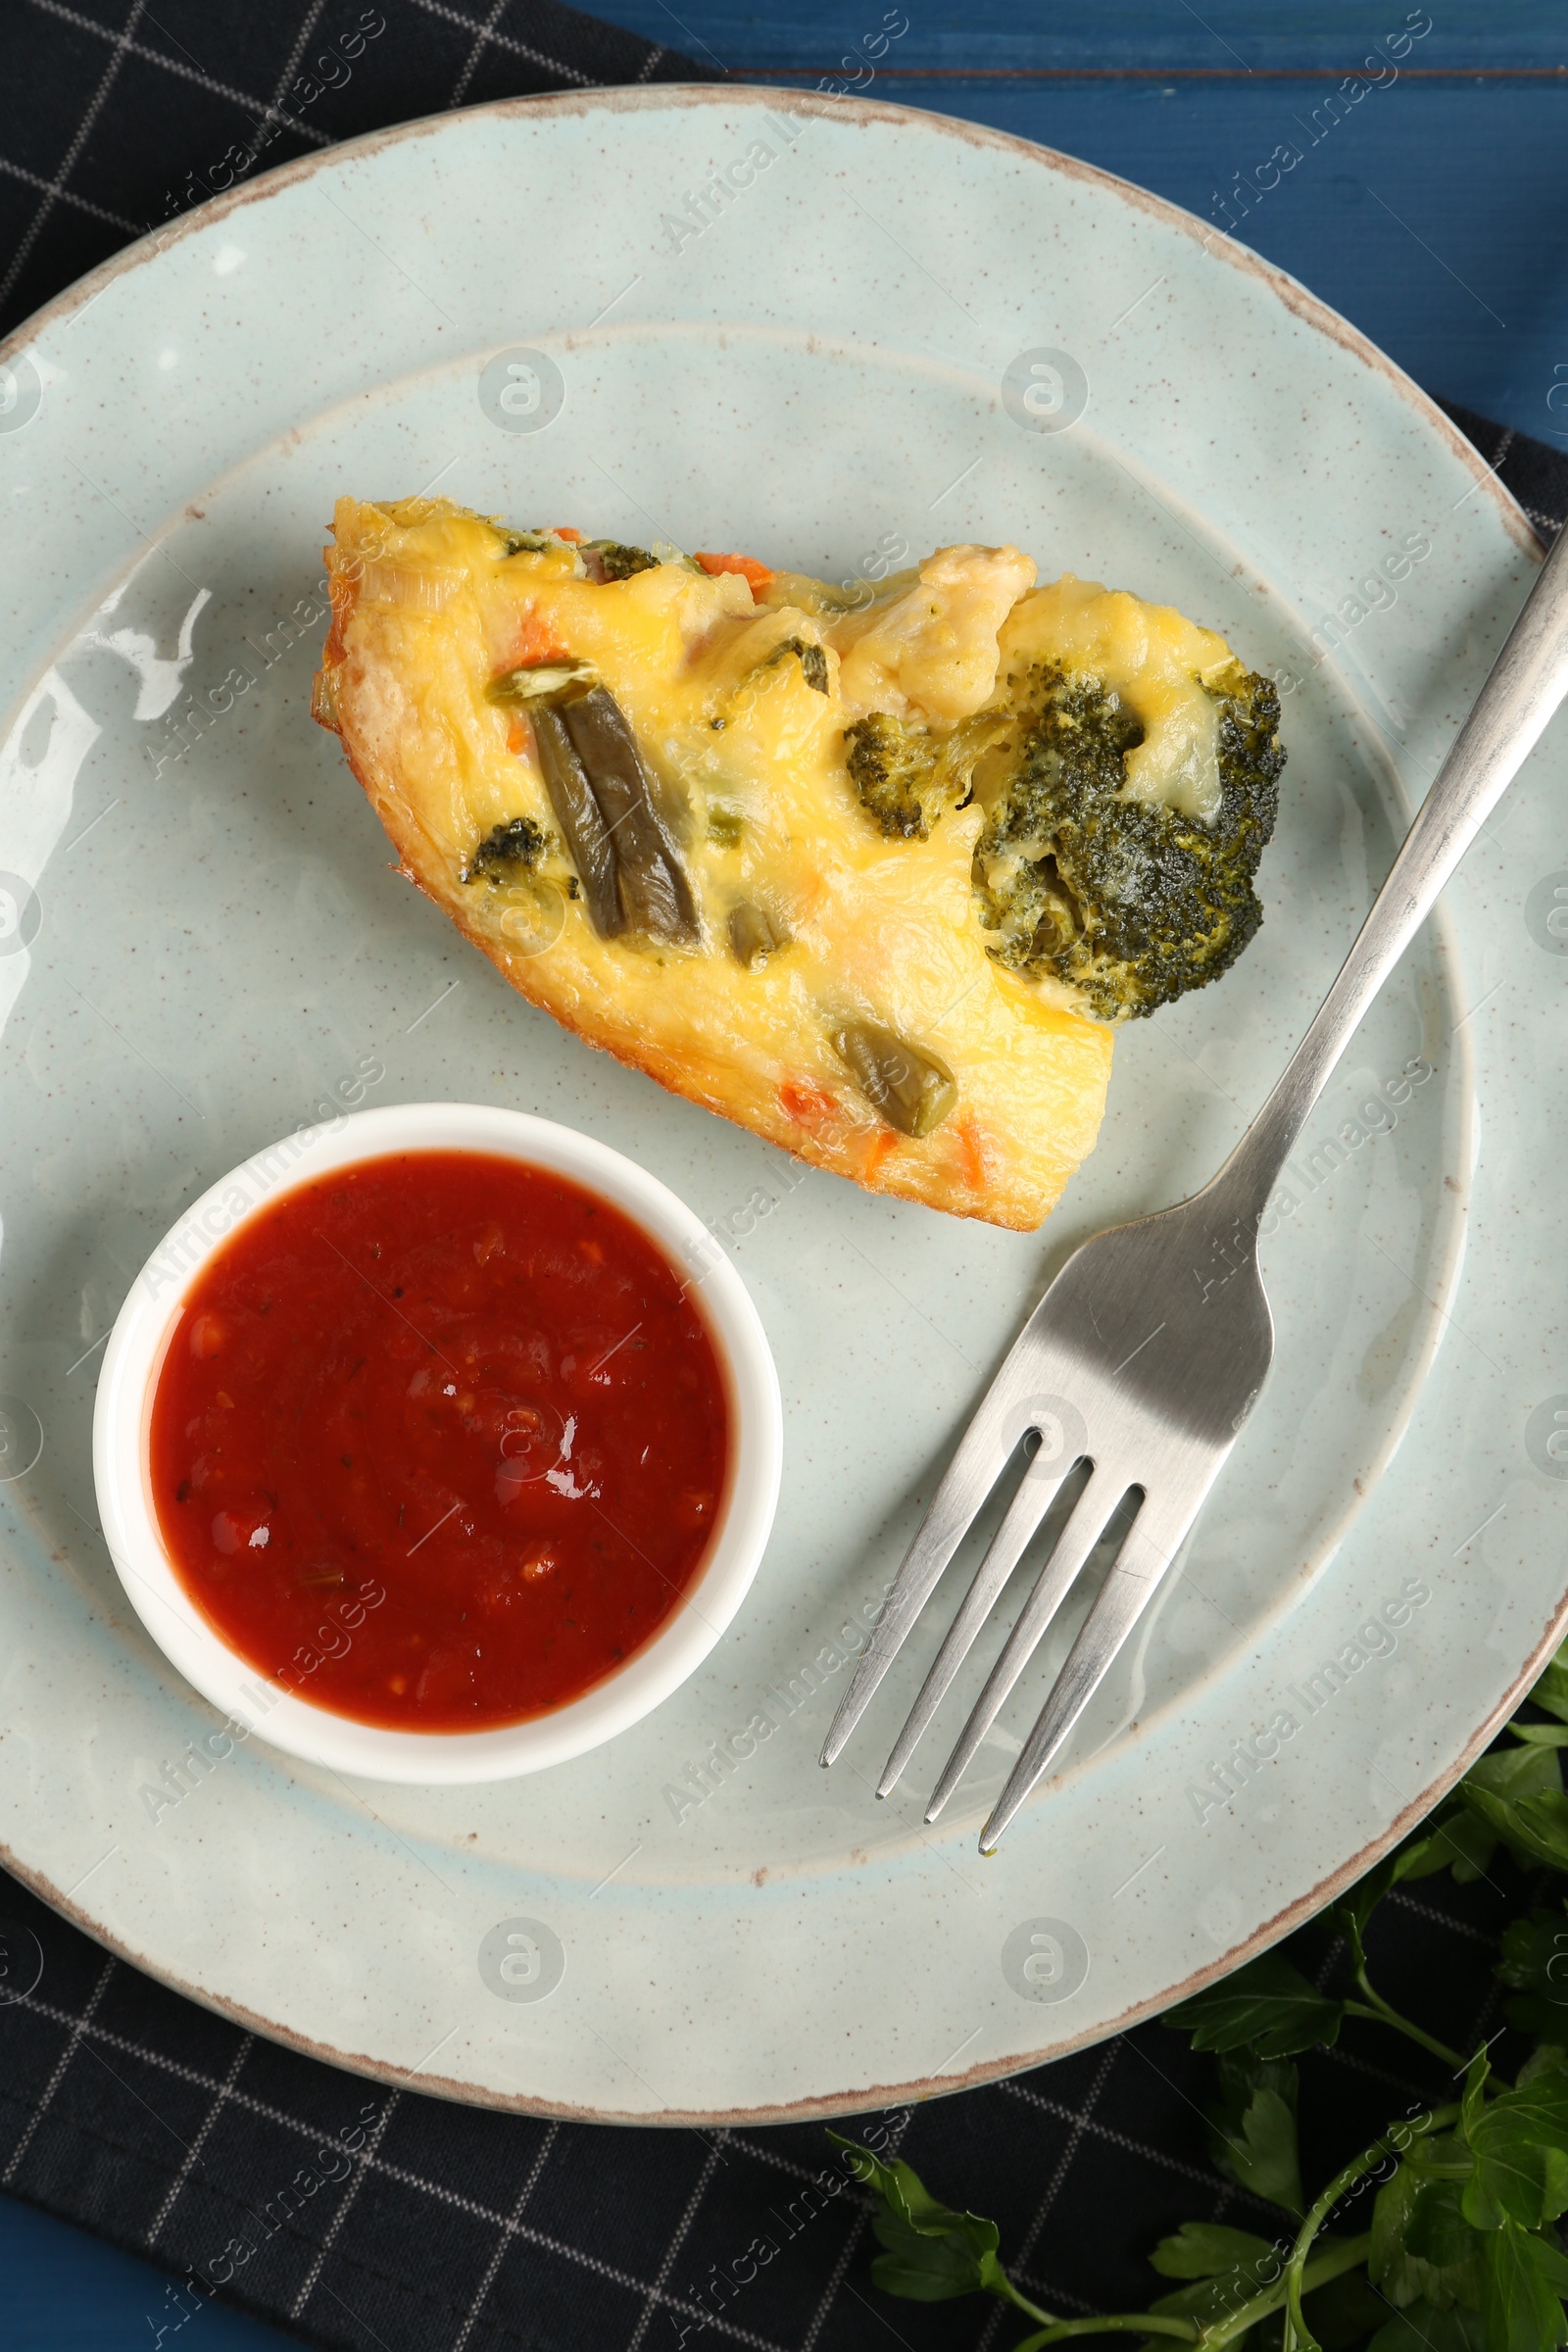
3,1624,1561,2132
0,84,1537,563
0,83,1556,2123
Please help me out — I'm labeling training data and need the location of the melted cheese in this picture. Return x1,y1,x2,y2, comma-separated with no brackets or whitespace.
830,544,1037,725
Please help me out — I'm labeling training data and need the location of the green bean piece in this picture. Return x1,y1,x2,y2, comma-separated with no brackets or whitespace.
560,688,700,947
727,902,780,969
834,1020,958,1139
530,705,624,939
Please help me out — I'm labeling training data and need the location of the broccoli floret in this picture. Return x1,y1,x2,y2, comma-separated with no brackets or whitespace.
461,815,550,884
845,710,1008,841
846,714,946,839
588,541,660,580
973,662,1284,1020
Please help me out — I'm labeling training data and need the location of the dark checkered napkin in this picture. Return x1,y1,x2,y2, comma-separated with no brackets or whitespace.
0,0,716,340
3,3,1565,2346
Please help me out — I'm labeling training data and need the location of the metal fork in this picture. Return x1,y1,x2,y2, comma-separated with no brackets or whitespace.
822,519,1568,1853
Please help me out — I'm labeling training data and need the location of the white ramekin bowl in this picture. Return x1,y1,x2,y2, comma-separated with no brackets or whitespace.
93,1102,782,1784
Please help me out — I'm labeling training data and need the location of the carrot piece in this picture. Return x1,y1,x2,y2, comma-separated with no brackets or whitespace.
957,1116,988,1191
695,551,774,592
508,612,573,667
779,1078,837,1127
552,527,583,544
862,1129,900,1181
506,715,532,757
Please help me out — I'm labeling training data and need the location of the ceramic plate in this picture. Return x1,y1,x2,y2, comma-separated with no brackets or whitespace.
0,87,1563,2123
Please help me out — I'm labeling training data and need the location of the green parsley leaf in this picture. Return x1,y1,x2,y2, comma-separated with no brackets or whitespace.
1149,2272,1269,2334
1372,2159,1484,2313
1163,1953,1345,2059
1466,1746,1563,1803
1464,2068,1568,2230
1395,1808,1501,1886
1368,2301,1487,2352
1497,1909,1568,2045
1527,1654,1568,1727
1489,2068,1568,2156
1304,2268,1395,2350
1467,1792,1568,1878
1148,2223,1276,2280
1206,2052,1304,2213
824,2135,1017,2306
1511,1796,1568,1875
1408,2180,1485,2268
1455,1747,1568,1876
1477,2220,1568,2352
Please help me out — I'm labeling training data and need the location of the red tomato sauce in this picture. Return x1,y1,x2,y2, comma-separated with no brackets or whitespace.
149,1152,730,1731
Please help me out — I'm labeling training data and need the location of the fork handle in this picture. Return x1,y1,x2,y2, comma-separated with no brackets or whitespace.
1226,515,1568,1211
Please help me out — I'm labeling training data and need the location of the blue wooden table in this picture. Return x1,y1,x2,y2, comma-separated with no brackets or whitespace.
597,0,1567,441
4,3,1562,2341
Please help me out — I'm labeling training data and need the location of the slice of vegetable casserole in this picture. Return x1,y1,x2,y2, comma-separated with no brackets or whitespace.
315,499,1284,1231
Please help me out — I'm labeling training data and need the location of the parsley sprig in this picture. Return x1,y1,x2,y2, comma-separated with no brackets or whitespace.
831,1639,1568,2352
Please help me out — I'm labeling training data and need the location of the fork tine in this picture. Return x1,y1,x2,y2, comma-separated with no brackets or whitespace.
923,1467,1131,1822
875,1447,1084,1798
819,1376,1029,1766
977,1496,1195,1853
